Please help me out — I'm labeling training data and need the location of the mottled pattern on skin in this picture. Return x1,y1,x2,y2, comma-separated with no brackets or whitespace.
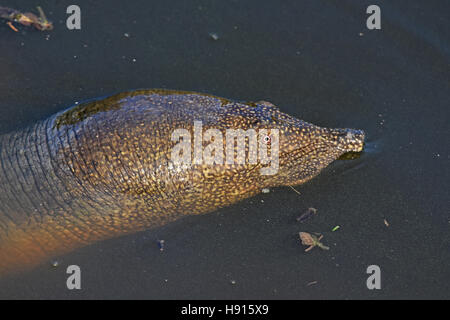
0,89,365,275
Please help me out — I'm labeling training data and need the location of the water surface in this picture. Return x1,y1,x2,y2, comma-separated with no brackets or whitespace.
0,0,448,299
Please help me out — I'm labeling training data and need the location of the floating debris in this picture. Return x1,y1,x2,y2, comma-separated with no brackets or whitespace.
288,185,301,195
299,232,329,252
157,239,165,251
296,207,317,223
209,32,219,41
331,225,340,232
51,260,59,268
230,279,236,285
6,21,18,32
0,6,53,31
261,188,270,193
306,281,318,287
384,219,389,227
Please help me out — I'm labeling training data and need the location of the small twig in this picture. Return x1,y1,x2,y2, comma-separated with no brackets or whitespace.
296,207,317,223
288,185,301,195
306,281,318,287
37,6,47,21
35,6,53,30
6,21,18,32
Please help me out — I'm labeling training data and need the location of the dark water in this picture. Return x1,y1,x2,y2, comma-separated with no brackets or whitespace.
0,0,448,299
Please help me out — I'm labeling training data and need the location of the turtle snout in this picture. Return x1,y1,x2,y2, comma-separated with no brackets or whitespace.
332,128,365,152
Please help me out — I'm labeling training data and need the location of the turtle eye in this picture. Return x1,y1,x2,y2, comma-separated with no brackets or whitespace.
263,135,271,144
